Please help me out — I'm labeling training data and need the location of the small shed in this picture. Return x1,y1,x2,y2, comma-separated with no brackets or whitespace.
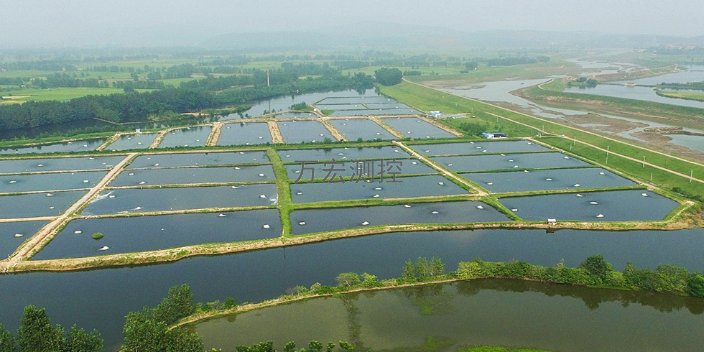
547,219,557,225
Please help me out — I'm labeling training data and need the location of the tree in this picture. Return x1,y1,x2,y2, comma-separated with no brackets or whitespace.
283,341,296,352
122,309,167,352
415,257,431,277
335,273,361,287
339,341,355,351
361,273,379,287
165,328,203,352
152,284,195,325
223,297,236,310
16,306,63,352
308,340,323,352
579,254,612,281
0,324,14,352
430,257,445,276
402,260,416,279
62,325,102,352
374,68,403,86
688,275,704,297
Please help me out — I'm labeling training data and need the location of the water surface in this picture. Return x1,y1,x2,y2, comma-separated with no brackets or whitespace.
432,152,590,172
109,165,275,187
381,118,456,139
285,159,434,182
462,168,636,193
0,156,124,174
157,127,212,148
217,123,272,146
0,139,105,155
278,146,407,162
0,171,106,193
329,119,395,141
0,221,49,257
128,151,268,169
410,140,548,156
278,121,334,144
105,134,157,151
0,190,87,219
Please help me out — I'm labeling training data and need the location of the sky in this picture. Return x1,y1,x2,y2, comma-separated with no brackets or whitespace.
2,0,703,47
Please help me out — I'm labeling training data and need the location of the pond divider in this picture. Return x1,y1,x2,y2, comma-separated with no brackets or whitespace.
267,121,284,144
369,116,404,138
207,122,224,146
320,119,348,141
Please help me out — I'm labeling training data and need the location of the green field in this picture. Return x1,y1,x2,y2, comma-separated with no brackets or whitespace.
0,87,151,103
657,90,704,102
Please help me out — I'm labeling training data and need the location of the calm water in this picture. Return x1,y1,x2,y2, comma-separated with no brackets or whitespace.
0,221,49,257
290,201,509,235
196,280,704,352
328,119,396,141
462,167,636,193
277,121,335,144
4,228,704,350
410,140,549,156
667,134,704,153
104,134,158,151
620,66,704,85
432,152,590,172
157,126,212,148
274,112,317,119
290,175,469,203
564,85,704,109
382,118,456,139
217,123,272,146
0,190,87,219
316,103,368,111
318,96,392,105
0,139,105,155
365,103,413,110
278,146,408,162
329,108,421,117
128,151,268,169
109,165,275,187
33,209,282,259
0,156,124,174
285,159,434,182
81,184,278,215
500,189,680,221
0,171,107,193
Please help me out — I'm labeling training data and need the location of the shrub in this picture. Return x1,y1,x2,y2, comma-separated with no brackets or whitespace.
91,233,104,240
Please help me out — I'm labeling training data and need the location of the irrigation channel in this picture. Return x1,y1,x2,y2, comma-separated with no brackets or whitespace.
0,89,701,351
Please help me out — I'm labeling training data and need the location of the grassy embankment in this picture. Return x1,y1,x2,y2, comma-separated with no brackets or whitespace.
656,90,704,102
378,81,704,200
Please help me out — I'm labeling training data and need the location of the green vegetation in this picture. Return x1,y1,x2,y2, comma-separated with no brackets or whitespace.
567,77,598,88
91,232,103,240
458,348,552,352
656,90,704,102
374,68,403,86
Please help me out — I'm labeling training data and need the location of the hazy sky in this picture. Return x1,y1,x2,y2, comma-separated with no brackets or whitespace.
2,0,703,47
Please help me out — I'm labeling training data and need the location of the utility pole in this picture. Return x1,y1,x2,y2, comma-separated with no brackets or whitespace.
642,156,646,168
267,69,270,87
606,146,609,164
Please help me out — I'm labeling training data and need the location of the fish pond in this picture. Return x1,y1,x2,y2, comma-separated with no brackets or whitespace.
33,209,282,259
0,221,49,257
381,118,456,139
462,167,636,193
290,201,508,235
0,155,124,174
196,280,704,352
128,151,268,169
104,134,158,151
277,146,408,162
290,175,468,203
328,119,396,141
81,184,278,215
329,108,421,117
410,140,549,156
157,126,212,148
277,121,334,144
0,139,105,155
217,123,272,146
0,171,107,193
285,159,435,182
432,152,590,172
109,165,275,187
0,190,87,219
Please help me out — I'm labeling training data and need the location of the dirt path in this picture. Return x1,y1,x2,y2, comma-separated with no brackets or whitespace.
0,217,56,224
320,119,348,141
208,122,223,146
1,153,138,272
370,117,404,138
267,121,284,143
395,142,488,196
150,130,168,148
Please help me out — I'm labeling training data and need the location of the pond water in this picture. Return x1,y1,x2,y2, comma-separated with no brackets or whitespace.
196,280,704,352
128,151,269,169
0,171,107,193
274,112,318,119
290,175,469,203
285,159,434,182
277,121,334,144
3,228,704,350
104,134,158,151
316,103,368,111
33,209,282,260
0,139,105,155
462,167,636,193
500,189,680,222
619,66,704,85
0,190,87,219
410,140,549,156
364,103,413,110
318,95,392,105
0,155,124,174
564,85,704,109
217,123,272,146
328,119,396,141
81,184,278,215
290,201,509,235
109,165,275,187
432,152,590,172
157,126,212,148
329,108,421,117
667,134,704,153
380,118,456,139
278,146,408,162
0,221,49,257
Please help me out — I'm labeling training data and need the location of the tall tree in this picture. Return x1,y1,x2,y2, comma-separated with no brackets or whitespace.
16,306,63,352
0,324,14,352
62,325,102,352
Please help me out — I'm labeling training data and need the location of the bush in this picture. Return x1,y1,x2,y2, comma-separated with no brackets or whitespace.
91,233,104,240
335,273,361,287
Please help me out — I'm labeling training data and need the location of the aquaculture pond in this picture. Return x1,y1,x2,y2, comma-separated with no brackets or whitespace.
277,121,334,144
0,190,87,219
0,221,49,257
0,139,105,155
196,280,704,352
0,171,107,193
277,146,408,162
157,126,212,148
315,103,368,111
290,201,509,235
564,84,704,109
382,118,456,139
33,209,282,260
432,152,590,172
328,119,396,141
4,228,704,350
329,108,421,117
217,123,272,146
0,155,124,174
411,140,549,156
462,167,636,193
667,134,704,153
317,96,392,105
500,189,680,222
290,175,468,203
109,165,275,187
104,133,158,151
81,184,278,215
274,112,317,119
128,151,268,169
285,159,435,182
